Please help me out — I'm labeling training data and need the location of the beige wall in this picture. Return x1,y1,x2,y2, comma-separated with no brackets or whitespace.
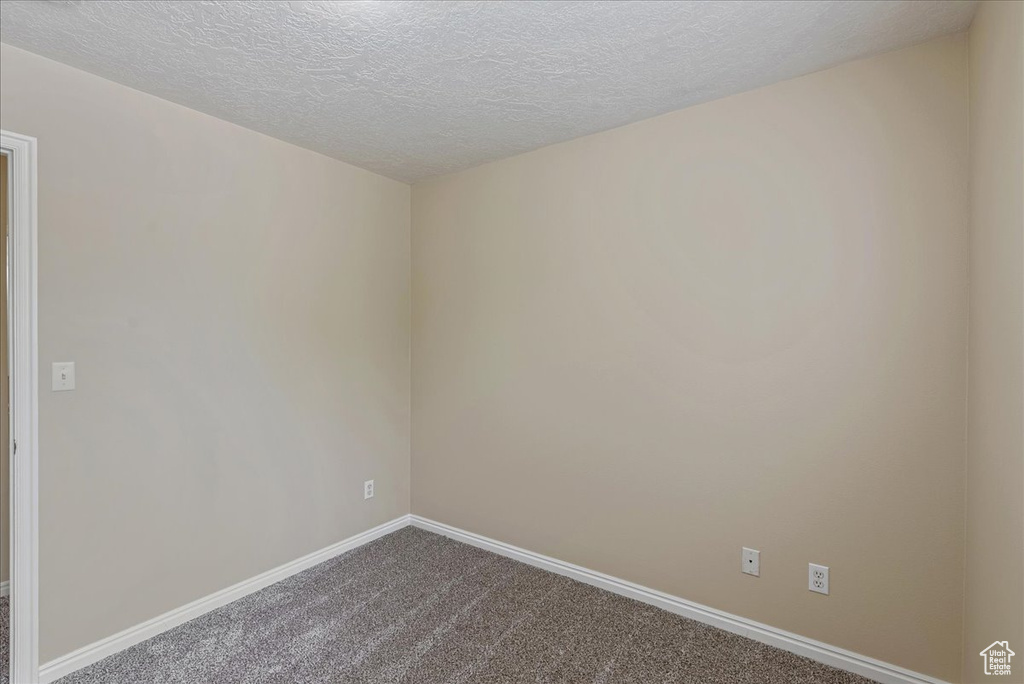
0,43,411,662
412,35,969,681
964,3,1024,683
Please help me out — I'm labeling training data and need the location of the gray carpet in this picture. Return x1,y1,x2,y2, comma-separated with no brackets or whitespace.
57,527,876,683
0,596,7,684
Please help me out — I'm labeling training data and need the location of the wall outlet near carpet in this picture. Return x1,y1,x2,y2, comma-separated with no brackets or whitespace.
809,563,829,595
741,547,760,576
364,480,374,499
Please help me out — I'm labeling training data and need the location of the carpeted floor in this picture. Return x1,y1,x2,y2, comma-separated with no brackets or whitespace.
1,595,9,684
57,527,876,683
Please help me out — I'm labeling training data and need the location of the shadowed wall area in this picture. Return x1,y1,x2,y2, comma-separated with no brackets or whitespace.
413,35,969,682
0,43,412,662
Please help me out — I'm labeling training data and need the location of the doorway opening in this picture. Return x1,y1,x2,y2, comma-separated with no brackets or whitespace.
0,130,39,684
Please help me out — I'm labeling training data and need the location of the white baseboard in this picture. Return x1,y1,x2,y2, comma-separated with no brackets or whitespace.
38,513,950,684
410,515,950,684
0,580,8,598
38,515,411,684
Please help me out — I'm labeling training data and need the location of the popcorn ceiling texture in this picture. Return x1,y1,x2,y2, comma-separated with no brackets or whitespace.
0,0,977,182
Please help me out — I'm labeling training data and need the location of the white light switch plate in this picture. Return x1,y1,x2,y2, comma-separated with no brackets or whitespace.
52,362,75,391
742,547,760,577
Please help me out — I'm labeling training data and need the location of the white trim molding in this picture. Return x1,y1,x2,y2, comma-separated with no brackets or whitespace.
410,516,951,684
39,516,410,684
1,130,40,684
41,514,950,684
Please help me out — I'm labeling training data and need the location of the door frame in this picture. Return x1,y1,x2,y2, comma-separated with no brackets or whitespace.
1,130,40,684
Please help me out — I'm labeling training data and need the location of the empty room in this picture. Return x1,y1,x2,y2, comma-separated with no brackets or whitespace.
0,1,1021,683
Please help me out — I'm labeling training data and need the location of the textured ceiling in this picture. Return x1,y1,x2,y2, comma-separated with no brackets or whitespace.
0,0,977,182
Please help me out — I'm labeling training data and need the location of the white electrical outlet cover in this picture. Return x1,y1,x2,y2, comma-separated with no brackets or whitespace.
809,563,829,595
364,480,374,500
742,547,760,577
